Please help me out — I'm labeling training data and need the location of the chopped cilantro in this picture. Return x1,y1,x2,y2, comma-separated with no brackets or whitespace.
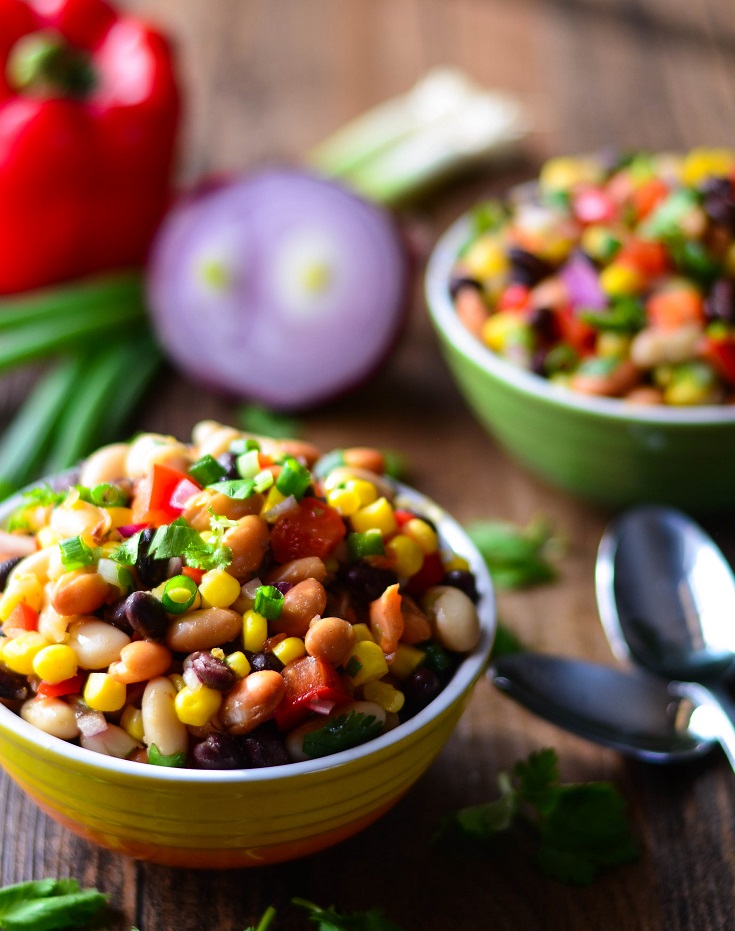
0,878,107,930
436,748,639,885
245,906,278,931
148,518,232,571
293,898,406,931
489,621,527,660
20,485,67,507
110,532,142,567
302,710,384,758
207,479,257,500
465,517,564,590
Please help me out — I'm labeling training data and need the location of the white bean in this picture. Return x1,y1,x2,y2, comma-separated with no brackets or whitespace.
630,324,702,369
37,602,71,644
141,676,188,757
421,585,481,652
125,433,192,479
21,696,80,740
7,548,54,586
66,619,131,670
79,443,129,486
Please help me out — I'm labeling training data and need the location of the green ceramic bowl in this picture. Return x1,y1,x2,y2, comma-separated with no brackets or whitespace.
426,214,735,512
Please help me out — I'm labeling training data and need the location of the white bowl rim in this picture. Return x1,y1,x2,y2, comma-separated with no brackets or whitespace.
0,478,495,785
426,211,735,426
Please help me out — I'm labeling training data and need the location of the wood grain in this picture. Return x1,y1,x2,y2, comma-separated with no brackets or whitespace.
2,0,735,928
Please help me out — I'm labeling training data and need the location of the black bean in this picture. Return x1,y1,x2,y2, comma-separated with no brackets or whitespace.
135,527,169,588
702,177,735,231
239,729,289,768
189,652,236,691
527,306,559,345
705,279,735,325
274,581,293,595
442,569,479,604
338,564,398,606
0,665,28,702
103,597,134,636
507,247,552,287
216,452,239,480
0,557,22,593
249,651,284,673
124,590,169,640
449,274,483,299
192,733,245,770
401,668,442,719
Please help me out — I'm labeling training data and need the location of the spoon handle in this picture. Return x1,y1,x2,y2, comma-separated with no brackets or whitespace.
671,681,735,772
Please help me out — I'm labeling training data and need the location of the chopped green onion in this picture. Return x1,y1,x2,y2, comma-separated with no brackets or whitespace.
253,469,274,493
60,535,96,571
347,529,385,560
188,454,227,486
230,437,261,455
313,449,346,479
97,557,134,593
161,575,198,614
90,483,128,507
148,743,187,767
236,449,261,479
275,456,311,500
254,585,284,620
344,655,362,678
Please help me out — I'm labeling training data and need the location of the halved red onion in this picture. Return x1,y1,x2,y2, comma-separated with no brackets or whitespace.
147,168,411,410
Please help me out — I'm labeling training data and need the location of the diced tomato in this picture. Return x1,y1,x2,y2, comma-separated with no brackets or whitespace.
392,509,416,528
647,286,705,330
131,464,202,527
5,603,39,631
617,238,669,279
631,177,669,220
270,497,346,563
701,333,735,384
497,283,531,314
181,566,205,584
37,673,85,698
556,305,597,354
274,656,351,731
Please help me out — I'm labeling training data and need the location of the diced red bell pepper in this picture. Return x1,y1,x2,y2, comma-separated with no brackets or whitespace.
270,497,346,563
405,550,445,596
5,602,38,630
647,286,705,331
274,655,351,732
37,672,85,697
616,238,669,279
393,509,417,528
0,0,181,294
631,177,670,221
181,566,205,585
131,464,202,527
497,283,531,314
556,305,597,355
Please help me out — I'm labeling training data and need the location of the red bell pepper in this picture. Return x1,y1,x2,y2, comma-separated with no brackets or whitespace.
701,332,735,385
131,463,201,527
275,656,352,732
36,672,85,697
0,0,180,294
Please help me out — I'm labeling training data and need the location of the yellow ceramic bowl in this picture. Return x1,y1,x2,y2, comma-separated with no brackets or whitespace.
0,480,495,868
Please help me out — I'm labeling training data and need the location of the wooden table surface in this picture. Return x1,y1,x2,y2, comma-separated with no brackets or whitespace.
2,0,735,928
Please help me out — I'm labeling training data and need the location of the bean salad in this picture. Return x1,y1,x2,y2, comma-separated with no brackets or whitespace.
0,421,482,770
452,147,735,405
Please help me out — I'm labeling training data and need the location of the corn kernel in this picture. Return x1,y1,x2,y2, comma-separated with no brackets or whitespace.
174,684,222,726
226,650,250,678
2,631,49,675
0,574,44,622
363,680,405,714
262,486,287,518
106,507,134,529
272,636,307,665
461,235,509,280
168,673,186,692
121,705,145,742
539,155,602,191
391,644,426,679
84,673,127,712
198,568,241,608
681,147,735,188
443,554,470,573
351,497,396,537
599,262,645,297
597,332,631,359
344,640,389,686
36,527,61,549
480,312,531,354
32,644,78,684
385,534,424,578
243,609,268,652
326,487,361,516
351,623,376,643
403,518,438,554
344,479,378,507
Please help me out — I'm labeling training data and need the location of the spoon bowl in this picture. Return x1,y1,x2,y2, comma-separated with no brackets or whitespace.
490,653,713,763
596,505,735,769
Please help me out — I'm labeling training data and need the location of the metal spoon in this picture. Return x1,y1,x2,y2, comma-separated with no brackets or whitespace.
490,652,713,763
596,505,735,769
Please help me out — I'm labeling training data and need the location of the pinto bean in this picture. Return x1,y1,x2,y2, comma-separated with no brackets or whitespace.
165,607,242,653
79,443,129,486
455,287,490,339
125,433,193,479
221,670,286,735
223,516,270,581
304,617,356,665
272,579,327,637
181,490,264,531
570,359,642,397
109,641,173,684
52,569,111,617
265,557,327,586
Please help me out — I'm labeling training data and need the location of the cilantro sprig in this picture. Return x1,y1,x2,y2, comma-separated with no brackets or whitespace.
465,517,564,590
436,748,639,884
302,710,384,759
293,899,406,931
111,517,232,573
0,878,107,931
